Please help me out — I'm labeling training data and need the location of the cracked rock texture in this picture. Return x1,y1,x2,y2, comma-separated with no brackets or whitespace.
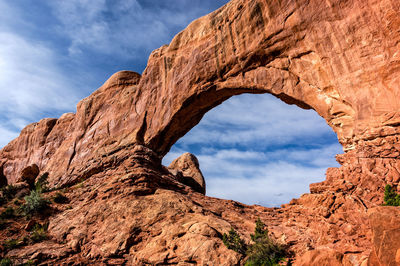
1,0,400,265
168,152,206,195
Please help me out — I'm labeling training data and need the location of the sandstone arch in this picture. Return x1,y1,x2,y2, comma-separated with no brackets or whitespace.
1,0,400,264
138,0,400,158
2,0,399,190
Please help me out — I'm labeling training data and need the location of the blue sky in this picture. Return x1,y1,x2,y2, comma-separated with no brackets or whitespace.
0,0,342,207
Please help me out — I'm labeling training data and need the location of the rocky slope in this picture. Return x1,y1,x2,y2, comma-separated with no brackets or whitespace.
1,0,400,265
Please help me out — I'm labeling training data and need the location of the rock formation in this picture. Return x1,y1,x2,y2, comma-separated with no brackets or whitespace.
17,164,39,189
168,152,206,194
368,207,400,266
1,0,400,264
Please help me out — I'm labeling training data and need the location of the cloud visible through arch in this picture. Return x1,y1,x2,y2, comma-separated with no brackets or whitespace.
163,94,343,207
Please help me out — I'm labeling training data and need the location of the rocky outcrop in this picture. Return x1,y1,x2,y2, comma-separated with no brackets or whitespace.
168,153,206,194
368,207,400,266
1,0,400,264
295,248,347,266
17,164,39,188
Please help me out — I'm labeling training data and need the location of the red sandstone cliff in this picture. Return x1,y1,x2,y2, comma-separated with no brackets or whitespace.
1,0,400,265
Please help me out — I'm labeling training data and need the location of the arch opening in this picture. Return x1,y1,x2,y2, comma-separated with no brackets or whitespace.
163,93,342,207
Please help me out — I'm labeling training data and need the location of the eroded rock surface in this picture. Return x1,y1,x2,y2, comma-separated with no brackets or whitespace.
368,207,400,266
1,0,400,264
17,164,39,188
168,152,206,194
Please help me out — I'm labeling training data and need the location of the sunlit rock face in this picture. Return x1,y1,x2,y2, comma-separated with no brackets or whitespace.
1,0,400,264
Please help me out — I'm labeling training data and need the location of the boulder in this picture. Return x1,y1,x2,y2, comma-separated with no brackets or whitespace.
296,248,344,266
368,206,400,266
17,164,39,188
168,153,206,194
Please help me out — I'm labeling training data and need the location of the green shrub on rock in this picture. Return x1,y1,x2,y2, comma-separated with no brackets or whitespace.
223,227,247,255
223,218,288,266
245,219,287,266
3,238,20,251
21,190,49,215
34,173,49,193
384,184,400,206
30,224,48,243
0,258,13,266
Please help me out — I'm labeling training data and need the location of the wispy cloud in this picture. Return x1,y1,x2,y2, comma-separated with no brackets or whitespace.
206,162,327,207
0,126,19,148
0,1,86,147
0,32,81,119
173,94,338,149
49,0,228,58
0,29,83,148
165,145,341,207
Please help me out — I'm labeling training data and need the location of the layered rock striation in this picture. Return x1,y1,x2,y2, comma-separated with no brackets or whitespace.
1,0,400,264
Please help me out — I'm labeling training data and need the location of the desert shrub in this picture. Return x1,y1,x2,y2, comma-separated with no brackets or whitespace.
53,192,69,204
0,207,15,219
1,185,17,200
223,227,247,255
21,260,34,266
30,224,48,243
34,173,49,193
3,239,20,251
223,219,288,266
384,184,400,206
0,258,12,266
245,219,287,266
21,190,49,215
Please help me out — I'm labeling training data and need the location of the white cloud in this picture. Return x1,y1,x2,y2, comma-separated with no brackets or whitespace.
0,1,90,148
0,30,83,149
164,145,336,207
206,163,326,207
175,147,338,207
0,32,81,122
174,94,339,148
163,143,342,207
48,0,229,58
0,125,19,148
49,0,171,57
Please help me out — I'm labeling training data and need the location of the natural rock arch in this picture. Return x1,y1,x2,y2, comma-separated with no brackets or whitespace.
1,0,400,264
2,0,399,189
